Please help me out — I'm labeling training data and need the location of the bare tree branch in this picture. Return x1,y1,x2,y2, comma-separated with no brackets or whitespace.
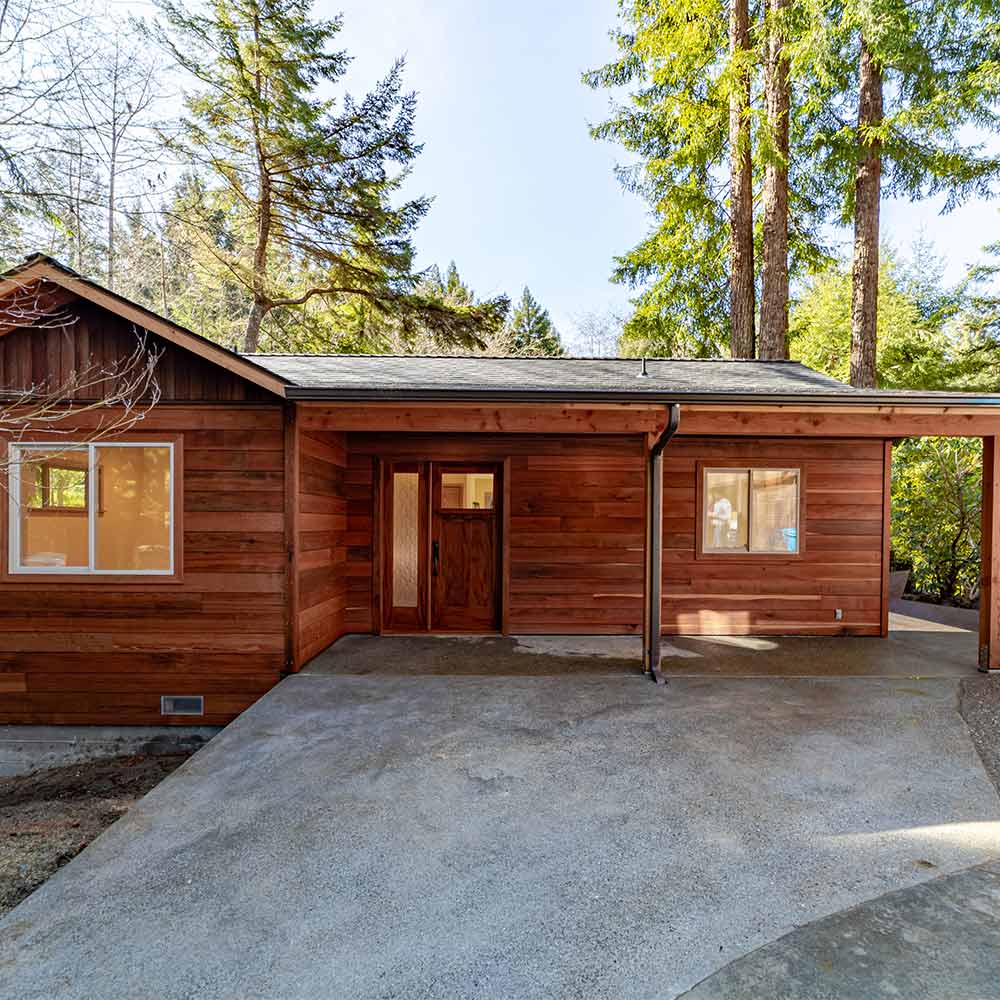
0,318,162,483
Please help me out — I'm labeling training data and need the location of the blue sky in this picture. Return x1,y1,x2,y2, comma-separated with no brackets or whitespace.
325,0,650,339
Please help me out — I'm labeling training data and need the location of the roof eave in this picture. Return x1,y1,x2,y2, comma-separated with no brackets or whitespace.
284,386,1000,407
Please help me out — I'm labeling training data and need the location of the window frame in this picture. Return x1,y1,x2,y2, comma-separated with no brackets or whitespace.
696,461,805,561
6,437,182,582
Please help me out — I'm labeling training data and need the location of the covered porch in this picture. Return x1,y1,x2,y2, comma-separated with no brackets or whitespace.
304,603,978,679
287,396,1000,680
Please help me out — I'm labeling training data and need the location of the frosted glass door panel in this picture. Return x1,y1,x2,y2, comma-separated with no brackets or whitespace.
392,472,420,607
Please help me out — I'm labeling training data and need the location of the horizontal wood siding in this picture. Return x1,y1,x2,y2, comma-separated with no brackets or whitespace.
0,300,273,402
295,428,349,664
345,451,376,633
346,431,886,638
0,405,287,724
662,437,887,635
347,433,646,635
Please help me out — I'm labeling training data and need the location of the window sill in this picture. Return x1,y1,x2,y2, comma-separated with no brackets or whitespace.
2,570,185,585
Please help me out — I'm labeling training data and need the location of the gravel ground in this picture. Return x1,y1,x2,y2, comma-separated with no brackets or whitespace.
960,675,1000,795
0,753,193,917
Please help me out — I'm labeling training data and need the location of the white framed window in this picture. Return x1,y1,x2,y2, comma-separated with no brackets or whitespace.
702,466,801,555
8,442,175,575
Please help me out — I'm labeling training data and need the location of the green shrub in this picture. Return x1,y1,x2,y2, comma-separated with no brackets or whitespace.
891,437,982,605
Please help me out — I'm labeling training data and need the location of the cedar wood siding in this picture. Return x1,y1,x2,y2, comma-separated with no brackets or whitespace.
663,437,886,635
0,303,287,724
0,300,275,402
293,427,350,663
345,431,888,638
0,298,891,721
346,433,649,635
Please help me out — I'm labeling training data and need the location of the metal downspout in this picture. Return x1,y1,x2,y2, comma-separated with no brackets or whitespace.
646,404,681,684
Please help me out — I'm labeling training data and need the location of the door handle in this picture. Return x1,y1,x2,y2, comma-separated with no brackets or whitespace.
432,540,440,576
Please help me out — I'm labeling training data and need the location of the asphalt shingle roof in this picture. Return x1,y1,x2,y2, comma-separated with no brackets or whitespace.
244,354,857,399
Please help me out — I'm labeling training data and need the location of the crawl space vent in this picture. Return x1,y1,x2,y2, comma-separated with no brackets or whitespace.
160,695,204,716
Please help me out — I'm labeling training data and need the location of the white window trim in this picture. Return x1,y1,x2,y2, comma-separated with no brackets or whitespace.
702,466,801,556
8,441,175,576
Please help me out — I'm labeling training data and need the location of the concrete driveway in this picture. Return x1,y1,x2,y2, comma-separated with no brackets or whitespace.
1,673,999,999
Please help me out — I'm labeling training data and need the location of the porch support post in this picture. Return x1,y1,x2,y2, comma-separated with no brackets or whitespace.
980,435,1000,672
644,404,680,683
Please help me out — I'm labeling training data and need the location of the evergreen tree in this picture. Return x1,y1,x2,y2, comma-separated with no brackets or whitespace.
584,1,732,356
505,287,563,356
810,0,1000,386
759,0,792,359
585,0,833,358
790,245,984,390
149,0,505,352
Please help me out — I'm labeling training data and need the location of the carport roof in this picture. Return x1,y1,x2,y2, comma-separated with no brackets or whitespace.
246,353,1000,406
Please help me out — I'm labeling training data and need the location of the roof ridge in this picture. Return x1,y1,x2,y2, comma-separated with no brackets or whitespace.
242,352,807,364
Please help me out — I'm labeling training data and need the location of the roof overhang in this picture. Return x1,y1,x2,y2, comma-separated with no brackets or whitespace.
284,385,1000,407
0,256,289,398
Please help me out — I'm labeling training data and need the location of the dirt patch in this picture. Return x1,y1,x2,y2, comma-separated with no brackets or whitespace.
960,676,1000,797
0,752,193,917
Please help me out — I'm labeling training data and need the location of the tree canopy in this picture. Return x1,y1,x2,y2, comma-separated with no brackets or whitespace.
149,0,506,352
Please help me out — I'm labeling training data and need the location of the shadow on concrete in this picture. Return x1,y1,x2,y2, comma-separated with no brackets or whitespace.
305,608,978,680
680,859,1000,999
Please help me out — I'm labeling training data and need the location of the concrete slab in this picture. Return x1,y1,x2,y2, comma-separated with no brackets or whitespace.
308,612,978,680
0,724,219,778
1,674,998,999
890,598,979,632
680,860,1000,999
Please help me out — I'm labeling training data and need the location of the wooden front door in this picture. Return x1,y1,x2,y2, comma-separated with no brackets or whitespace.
431,464,500,631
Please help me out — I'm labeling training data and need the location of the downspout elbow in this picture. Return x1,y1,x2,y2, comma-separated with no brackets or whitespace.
651,403,681,457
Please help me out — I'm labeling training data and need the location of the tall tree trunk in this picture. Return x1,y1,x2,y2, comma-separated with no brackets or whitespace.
242,12,269,354
759,0,790,360
850,39,883,388
729,0,756,358
107,143,116,292
243,174,271,351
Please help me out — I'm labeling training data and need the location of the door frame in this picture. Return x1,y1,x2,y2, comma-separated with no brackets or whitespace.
379,457,506,635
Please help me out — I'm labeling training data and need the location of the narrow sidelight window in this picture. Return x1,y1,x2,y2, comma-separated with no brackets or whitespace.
391,471,420,607
9,442,175,575
702,467,800,555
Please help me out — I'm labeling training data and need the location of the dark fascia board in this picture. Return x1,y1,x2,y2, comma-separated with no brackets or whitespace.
285,386,1000,407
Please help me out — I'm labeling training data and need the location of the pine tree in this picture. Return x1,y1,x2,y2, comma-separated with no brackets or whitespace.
149,0,505,352
585,0,833,357
811,0,1000,386
505,287,563,356
584,1,732,356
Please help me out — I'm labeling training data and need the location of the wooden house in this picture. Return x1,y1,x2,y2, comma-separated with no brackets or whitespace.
2,255,999,724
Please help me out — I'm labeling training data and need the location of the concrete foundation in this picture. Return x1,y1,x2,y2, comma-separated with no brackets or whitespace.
0,725,219,778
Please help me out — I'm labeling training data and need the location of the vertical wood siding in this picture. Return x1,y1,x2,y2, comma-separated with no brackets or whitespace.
0,302,274,402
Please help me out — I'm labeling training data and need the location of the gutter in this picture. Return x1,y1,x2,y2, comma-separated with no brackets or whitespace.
645,404,681,685
283,386,1000,407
